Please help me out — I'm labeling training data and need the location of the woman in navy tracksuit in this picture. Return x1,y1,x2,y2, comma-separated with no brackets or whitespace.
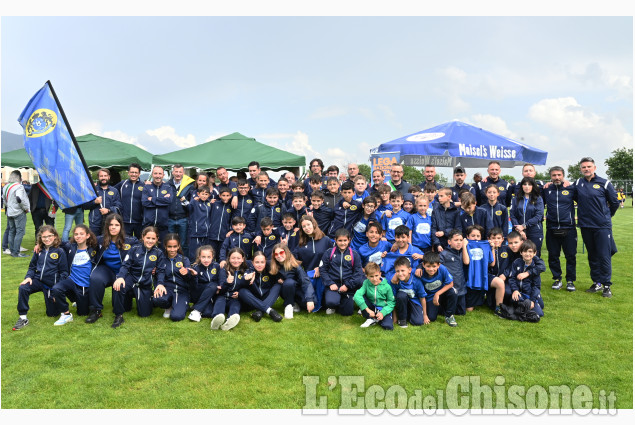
210,248,254,330
270,244,315,319
188,245,221,321
86,214,138,324
13,225,69,330
238,250,283,322
511,177,544,256
152,233,192,321
111,226,165,328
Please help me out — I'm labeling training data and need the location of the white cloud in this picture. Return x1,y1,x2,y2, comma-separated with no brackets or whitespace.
146,126,196,149
465,114,519,140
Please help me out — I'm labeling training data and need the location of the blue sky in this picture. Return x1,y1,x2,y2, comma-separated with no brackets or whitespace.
2,15,632,179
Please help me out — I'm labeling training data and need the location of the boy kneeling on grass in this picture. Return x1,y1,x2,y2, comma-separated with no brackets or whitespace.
416,251,458,327
354,262,395,330
508,240,546,317
390,256,428,328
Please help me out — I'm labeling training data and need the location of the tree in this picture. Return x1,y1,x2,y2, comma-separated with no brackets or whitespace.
534,171,551,182
435,173,449,187
358,164,372,182
402,166,424,185
567,164,583,180
500,174,516,185
605,147,633,181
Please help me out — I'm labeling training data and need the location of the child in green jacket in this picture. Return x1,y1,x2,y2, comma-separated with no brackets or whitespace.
354,262,395,330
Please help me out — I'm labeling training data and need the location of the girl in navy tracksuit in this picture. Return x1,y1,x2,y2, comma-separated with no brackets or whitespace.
87,213,138,324
152,233,192,321
511,177,544,256
479,184,509,239
210,248,254,331
187,186,213,261
319,228,365,316
270,243,315,319
238,250,283,322
50,224,99,325
188,245,221,322
294,216,333,275
111,226,165,328
13,225,69,330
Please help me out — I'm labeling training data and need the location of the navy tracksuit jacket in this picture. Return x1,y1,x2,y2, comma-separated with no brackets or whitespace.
84,185,122,234
142,182,173,229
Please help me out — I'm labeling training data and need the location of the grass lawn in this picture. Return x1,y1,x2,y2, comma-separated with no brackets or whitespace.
1,208,632,409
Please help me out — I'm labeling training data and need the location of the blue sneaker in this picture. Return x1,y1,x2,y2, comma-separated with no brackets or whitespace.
54,313,73,326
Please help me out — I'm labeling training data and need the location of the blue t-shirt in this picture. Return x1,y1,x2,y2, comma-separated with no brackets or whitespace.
391,273,427,306
102,242,122,274
407,212,432,251
466,240,493,290
70,249,92,288
351,216,372,251
357,240,393,267
420,264,453,301
381,209,410,242
381,244,423,283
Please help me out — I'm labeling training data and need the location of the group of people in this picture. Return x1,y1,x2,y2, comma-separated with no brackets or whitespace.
6,155,620,331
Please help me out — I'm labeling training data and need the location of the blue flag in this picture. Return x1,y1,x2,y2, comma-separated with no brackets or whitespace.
18,82,96,209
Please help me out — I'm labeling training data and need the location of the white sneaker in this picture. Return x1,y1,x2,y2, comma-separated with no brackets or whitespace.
284,304,294,319
188,310,201,322
210,314,225,330
360,318,377,328
221,314,240,331
326,308,336,315
3,249,11,255
19,246,27,252
54,313,73,326
292,302,301,313
163,308,172,319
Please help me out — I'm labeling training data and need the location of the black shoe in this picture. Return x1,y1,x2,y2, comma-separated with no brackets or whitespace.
566,281,576,292
85,309,103,324
398,320,408,328
602,285,613,298
251,310,263,322
268,309,283,322
586,283,603,293
551,280,562,290
111,315,124,329
494,305,504,319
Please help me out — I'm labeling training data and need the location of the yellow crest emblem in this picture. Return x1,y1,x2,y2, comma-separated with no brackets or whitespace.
149,255,157,261
176,262,183,268
26,109,57,138
269,235,276,240
350,205,357,211
275,207,281,212
212,268,217,274
50,253,59,259
138,186,144,191
227,208,231,213
593,184,601,189
124,244,131,250
161,190,167,194
243,238,250,243
501,252,508,258
562,190,569,196
344,255,352,261
247,199,253,204
495,210,503,216
499,186,505,191
108,191,114,195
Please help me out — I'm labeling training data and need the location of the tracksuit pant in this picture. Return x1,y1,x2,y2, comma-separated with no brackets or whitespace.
189,237,208,262
425,289,458,322
191,284,217,317
212,294,241,317
17,277,58,317
525,228,544,257
238,285,281,313
89,265,117,311
123,222,143,239
51,278,90,316
280,278,310,309
545,228,577,282
360,295,393,330
152,287,190,321
580,227,617,286
394,291,423,325
112,276,153,317
323,287,356,316
31,207,55,240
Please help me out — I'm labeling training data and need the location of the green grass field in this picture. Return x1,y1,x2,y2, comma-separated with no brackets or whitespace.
1,208,632,409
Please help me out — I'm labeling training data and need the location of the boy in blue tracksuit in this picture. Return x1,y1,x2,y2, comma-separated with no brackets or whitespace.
328,181,362,239
278,179,293,210
187,186,213,261
417,251,458,327
381,191,410,244
459,192,488,237
407,196,432,253
152,234,192,321
279,213,300,253
253,217,283,260
250,173,271,207
111,227,165,327
287,193,308,224
319,228,365,316
233,179,256,224
220,216,255,264
247,187,283,233
142,168,174,243
390,256,428,327
508,240,546,317
115,163,145,238
208,187,234,261
431,187,461,252
307,191,333,235
478,184,509,239
84,169,122,236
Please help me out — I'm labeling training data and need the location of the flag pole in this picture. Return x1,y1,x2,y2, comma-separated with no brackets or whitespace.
45,80,98,196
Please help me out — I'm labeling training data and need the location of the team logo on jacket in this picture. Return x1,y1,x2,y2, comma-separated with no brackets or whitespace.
124,244,131,250
91,250,97,256
350,205,357,211
495,210,502,216
243,238,250,243
50,253,59,259
593,184,601,189
149,255,157,261
238,274,243,279
501,252,508,258
232,188,237,192
176,262,183,268
246,199,252,204
262,276,269,282
138,186,144,191
211,268,217,274
344,255,352,261
226,208,231,213
562,191,569,195
161,190,167,194
108,191,114,195
268,235,276,240
275,207,281,212
291,232,297,237
25,109,57,138
499,186,504,191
